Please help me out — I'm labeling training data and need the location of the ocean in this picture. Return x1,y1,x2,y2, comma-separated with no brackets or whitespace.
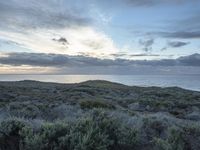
0,74,200,91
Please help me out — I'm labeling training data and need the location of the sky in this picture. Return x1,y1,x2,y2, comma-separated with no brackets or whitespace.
0,0,200,74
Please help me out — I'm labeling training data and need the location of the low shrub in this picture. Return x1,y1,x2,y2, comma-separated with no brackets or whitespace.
21,122,70,150
80,100,115,109
0,111,139,150
0,118,28,150
9,103,40,119
154,125,200,150
1,113,200,150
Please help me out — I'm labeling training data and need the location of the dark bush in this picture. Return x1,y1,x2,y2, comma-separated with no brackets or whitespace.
154,125,200,150
0,118,28,150
80,100,115,109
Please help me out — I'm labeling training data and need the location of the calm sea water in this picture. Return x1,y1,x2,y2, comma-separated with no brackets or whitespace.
0,75,200,91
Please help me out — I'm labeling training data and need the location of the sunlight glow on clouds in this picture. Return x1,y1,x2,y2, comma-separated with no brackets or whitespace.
0,65,55,74
0,27,118,57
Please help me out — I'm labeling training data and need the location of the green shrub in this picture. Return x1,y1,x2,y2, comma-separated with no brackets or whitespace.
154,127,187,150
154,138,172,150
168,127,185,150
182,124,200,150
1,112,187,150
87,110,139,149
60,118,112,150
9,103,40,118
118,127,139,148
142,118,167,140
20,111,118,150
80,100,115,109
21,122,70,150
0,111,139,150
60,110,121,150
0,118,28,150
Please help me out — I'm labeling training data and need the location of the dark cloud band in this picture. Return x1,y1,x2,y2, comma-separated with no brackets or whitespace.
0,52,199,67
159,31,200,39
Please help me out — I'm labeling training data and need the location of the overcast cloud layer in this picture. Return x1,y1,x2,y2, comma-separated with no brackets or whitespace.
0,52,199,67
0,52,200,74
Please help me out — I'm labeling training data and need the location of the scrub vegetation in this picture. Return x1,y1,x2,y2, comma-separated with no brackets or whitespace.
0,80,200,150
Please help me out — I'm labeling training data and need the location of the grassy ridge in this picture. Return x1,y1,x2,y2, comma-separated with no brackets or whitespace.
0,80,200,150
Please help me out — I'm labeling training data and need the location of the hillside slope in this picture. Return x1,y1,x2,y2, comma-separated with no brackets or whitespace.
0,80,200,150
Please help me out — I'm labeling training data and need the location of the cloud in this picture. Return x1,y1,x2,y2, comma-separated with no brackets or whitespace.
152,13,200,39
139,38,154,52
0,0,120,56
0,39,22,47
98,0,157,7
0,52,118,67
0,0,199,59
129,54,160,57
97,0,196,8
0,26,118,56
140,11,200,41
52,37,69,45
178,53,200,66
0,0,119,56
82,40,105,50
160,40,190,51
0,52,199,68
0,0,92,30
167,41,189,48
125,0,157,6
123,0,179,7
158,31,200,39
110,53,127,57
0,52,199,74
